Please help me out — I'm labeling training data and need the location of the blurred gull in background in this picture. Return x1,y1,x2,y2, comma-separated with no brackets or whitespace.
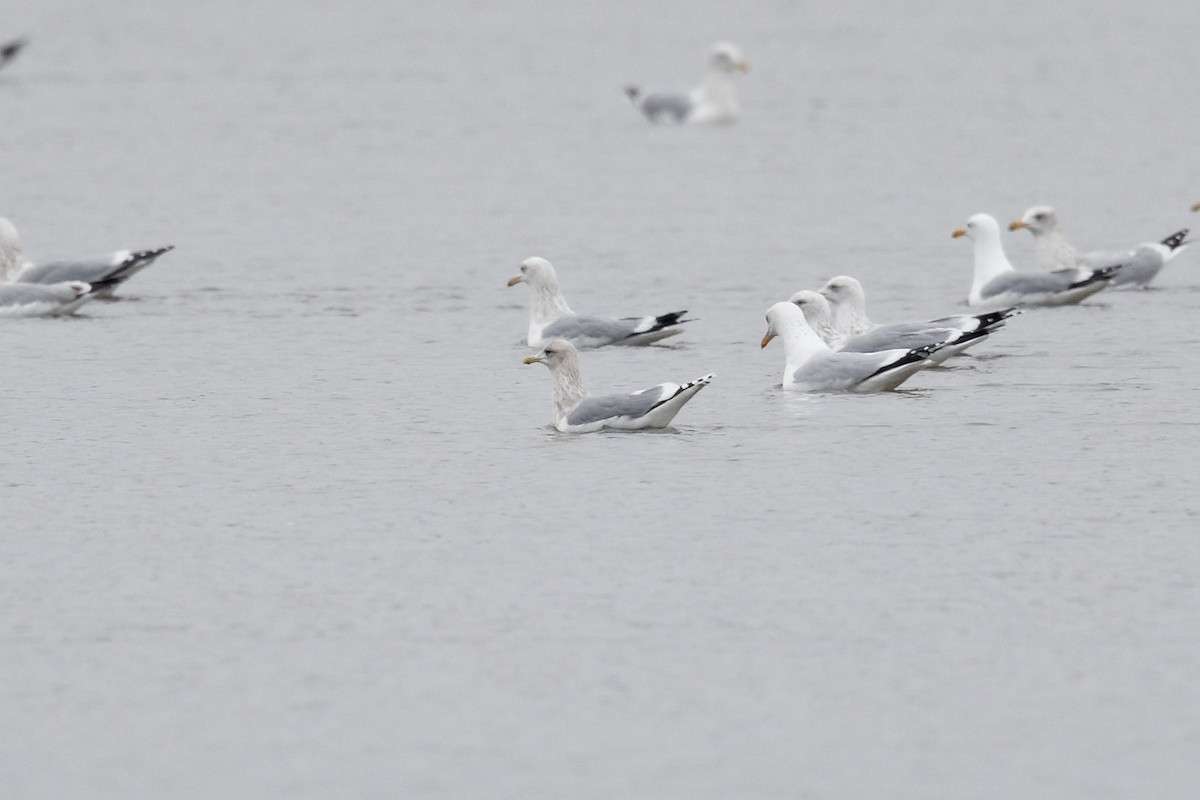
625,42,748,124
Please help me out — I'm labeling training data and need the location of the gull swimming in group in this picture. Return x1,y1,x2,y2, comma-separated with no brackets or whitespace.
522,339,713,432
813,275,1017,361
788,289,1002,363
953,213,1118,309
507,256,691,348
760,302,947,392
1008,205,1189,288
625,42,748,125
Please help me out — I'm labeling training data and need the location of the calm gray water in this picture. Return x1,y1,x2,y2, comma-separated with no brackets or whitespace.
3,1,1199,797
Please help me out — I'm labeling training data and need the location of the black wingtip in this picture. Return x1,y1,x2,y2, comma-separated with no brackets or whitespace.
1068,265,1119,289
954,328,992,346
1160,229,1189,250
864,345,934,381
655,310,690,328
972,307,1020,330
139,245,175,258
0,37,27,63
123,245,175,267
86,277,123,294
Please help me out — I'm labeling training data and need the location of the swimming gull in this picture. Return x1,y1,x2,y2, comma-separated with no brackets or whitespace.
0,280,108,318
0,217,173,298
625,42,748,125
953,214,1117,309
507,257,690,348
761,302,944,392
1008,205,1189,288
0,38,26,71
788,290,999,364
814,275,1018,360
522,339,713,433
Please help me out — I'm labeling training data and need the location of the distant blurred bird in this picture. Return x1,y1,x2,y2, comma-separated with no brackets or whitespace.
0,217,174,298
1192,201,1199,213
0,38,27,71
625,42,748,124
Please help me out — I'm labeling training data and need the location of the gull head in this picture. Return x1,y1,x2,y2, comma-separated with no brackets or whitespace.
761,301,805,348
523,338,576,367
952,213,1000,242
508,256,556,288
1009,205,1058,235
788,290,834,327
710,42,748,73
818,275,865,308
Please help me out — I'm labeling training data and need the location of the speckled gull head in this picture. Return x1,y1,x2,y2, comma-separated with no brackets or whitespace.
818,276,866,309
522,338,575,368
788,289,834,326
507,256,556,289
710,42,748,73
1009,205,1059,234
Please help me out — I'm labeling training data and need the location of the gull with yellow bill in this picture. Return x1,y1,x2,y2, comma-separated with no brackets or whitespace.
760,302,945,392
953,213,1117,309
507,257,691,348
1008,205,1188,288
522,339,712,433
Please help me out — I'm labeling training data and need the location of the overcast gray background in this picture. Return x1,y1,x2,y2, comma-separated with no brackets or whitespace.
2,1,1198,797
